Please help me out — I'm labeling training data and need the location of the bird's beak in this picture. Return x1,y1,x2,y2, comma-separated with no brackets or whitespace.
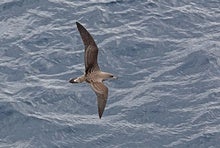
69,78,77,83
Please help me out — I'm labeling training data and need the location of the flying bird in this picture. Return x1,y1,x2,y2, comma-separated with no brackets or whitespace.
69,22,116,119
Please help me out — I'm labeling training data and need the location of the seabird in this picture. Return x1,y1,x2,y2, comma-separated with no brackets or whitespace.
69,22,116,119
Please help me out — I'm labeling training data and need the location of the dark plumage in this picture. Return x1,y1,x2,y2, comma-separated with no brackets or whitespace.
69,22,116,119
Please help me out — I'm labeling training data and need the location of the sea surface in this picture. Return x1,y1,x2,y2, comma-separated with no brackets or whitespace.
0,0,220,147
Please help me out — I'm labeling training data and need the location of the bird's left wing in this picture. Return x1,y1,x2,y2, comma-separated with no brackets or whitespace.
90,81,108,119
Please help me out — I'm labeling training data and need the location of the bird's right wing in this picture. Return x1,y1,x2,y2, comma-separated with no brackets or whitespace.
76,22,100,73
84,45,100,73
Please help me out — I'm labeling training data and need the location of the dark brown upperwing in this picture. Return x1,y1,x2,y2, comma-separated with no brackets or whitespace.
90,81,108,119
76,22,100,73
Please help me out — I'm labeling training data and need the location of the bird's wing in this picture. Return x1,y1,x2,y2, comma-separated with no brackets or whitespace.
76,22,100,74
90,81,108,119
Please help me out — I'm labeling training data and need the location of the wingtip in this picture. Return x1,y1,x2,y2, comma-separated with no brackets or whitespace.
76,22,82,28
76,21,80,26
98,108,105,119
98,108,104,119
99,113,103,119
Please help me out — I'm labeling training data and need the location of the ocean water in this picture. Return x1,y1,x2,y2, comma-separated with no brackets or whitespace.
0,0,220,147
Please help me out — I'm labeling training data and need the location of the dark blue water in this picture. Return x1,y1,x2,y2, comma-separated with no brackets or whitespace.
1,0,220,147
